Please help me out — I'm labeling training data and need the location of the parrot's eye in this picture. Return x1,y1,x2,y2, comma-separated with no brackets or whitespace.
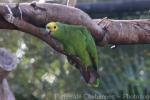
47,26,50,29
54,26,56,29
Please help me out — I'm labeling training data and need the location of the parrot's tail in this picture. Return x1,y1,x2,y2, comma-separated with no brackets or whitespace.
67,57,100,87
79,67,100,87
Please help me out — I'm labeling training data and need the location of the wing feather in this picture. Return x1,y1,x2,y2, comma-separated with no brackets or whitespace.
80,27,98,69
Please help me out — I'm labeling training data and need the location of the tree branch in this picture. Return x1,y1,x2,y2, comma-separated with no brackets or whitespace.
96,19,150,44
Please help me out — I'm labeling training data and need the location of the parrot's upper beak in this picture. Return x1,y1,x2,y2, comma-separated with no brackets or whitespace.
45,26,52,36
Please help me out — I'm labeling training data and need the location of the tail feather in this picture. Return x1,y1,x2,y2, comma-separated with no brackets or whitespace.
67,57,100,86
79,66,100,87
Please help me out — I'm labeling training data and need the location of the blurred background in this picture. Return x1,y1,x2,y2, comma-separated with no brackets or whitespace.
1,0,150,100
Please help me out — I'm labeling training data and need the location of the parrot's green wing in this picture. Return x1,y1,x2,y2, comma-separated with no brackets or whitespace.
81,27,99,69
79,26,100,87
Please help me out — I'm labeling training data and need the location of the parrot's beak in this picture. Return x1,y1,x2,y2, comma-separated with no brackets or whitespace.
45,27,52,36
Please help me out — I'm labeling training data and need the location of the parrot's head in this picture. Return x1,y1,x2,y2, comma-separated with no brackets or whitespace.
46,22,58,33
45,22,64,38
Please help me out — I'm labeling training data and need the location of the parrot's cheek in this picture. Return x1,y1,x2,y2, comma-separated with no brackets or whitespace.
46,28,49,33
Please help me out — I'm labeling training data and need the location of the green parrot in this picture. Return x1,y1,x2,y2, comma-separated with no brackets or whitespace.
46,22,100,86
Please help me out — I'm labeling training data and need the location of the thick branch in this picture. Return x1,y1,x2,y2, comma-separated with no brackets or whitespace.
96,19,150,44
0,3,149,45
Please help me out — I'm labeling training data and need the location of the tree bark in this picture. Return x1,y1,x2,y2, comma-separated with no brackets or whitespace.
95,19,150,45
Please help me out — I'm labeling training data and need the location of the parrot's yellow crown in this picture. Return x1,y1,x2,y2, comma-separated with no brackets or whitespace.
46,22,58,32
